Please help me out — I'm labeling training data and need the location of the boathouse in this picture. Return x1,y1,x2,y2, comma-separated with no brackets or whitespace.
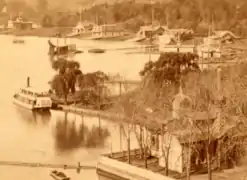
197,35,222,58
159,42,196,53
72,21,95,34
136,25,167,39
91,24,125,38
197,44,221,59
211,30,239,44
165,28,194,42
10,13,33,30
158,34,176,45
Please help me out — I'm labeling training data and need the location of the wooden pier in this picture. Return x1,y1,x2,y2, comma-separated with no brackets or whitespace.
0,160,96,170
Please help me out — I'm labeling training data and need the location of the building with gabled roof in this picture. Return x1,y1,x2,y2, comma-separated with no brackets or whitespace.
91,24,126,38
211,30,240,44
136,25,168,39
146,84,247,174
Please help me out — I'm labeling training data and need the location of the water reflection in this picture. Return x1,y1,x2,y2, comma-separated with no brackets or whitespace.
54,112,110,152
14,107,51,126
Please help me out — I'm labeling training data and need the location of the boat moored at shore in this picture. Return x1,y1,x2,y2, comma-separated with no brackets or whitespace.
88,48,106,54
13,87,52,111
13,39,25,44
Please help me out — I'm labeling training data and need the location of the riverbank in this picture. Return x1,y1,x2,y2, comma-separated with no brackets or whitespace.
87,34,136,42
0,27,72,37
58,104,123,122
0,28,137,42
55,101,161,130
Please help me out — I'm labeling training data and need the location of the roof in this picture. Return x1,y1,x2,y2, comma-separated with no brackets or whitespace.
21,87,49,94
213,30,239,39
97,24,124,32
75,21,96,29
165,115,247,144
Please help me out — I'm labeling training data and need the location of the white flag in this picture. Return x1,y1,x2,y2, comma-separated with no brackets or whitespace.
1,6,7,13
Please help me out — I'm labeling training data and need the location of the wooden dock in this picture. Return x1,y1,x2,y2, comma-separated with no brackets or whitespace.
0,160,96,170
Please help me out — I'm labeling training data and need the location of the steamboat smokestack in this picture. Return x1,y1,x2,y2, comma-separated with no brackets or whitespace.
26,76,30,87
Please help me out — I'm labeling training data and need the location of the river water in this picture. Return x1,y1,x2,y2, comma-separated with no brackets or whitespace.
0,35,159,180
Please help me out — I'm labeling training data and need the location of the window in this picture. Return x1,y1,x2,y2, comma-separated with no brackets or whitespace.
151,135,159,150
151,136,155,145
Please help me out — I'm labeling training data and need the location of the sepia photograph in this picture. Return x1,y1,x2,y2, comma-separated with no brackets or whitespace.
0,0,247,179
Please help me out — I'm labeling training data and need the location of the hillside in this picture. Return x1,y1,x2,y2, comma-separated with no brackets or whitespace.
1,0,247,36
5,0,247,10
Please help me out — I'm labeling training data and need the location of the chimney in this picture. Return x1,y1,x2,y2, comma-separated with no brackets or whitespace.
26,76,30,87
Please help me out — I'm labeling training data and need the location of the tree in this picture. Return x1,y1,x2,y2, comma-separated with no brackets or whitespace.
49,57,110,107
114,53,247,180
140,52,200,87
178,63,247,180
41,14,53,27
107,52,200,175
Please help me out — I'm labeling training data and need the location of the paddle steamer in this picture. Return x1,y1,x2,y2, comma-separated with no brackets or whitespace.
13,78,52,111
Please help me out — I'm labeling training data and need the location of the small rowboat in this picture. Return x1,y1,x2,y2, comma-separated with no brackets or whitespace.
13,39,25,44
75,50,83,54
88,48,106,54
50,170,70,180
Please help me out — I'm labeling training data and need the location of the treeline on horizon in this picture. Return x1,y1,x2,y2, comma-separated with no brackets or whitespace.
0,0,247,36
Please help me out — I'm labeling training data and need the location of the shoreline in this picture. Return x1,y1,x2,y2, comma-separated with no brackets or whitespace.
0,28,136,42
55,103,161,129
0,27,72,38
57,104,124,123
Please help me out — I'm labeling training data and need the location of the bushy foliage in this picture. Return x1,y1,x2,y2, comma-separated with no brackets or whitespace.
140,52,200,85
50,58,109,106
41,14,53,27
118,52,247,124
76,71,110,108
50,58,81,96
77,0,247,35
51,58,80,71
